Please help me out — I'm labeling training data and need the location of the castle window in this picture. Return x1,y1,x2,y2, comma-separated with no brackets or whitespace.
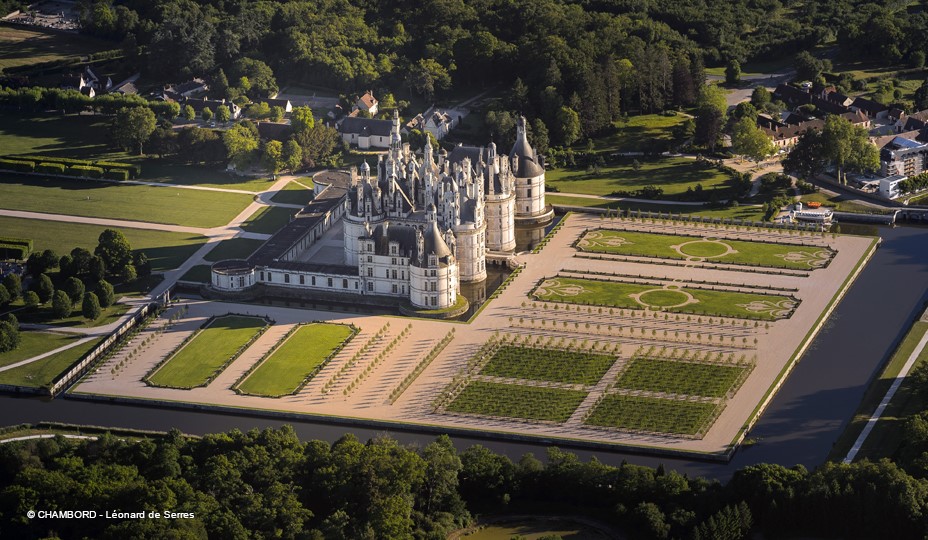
343,279,348,288
312,276,316,286
368,282,373,291
355,282,358,289
368,268,373,277
260,271,264,281
401,271,405,279
392,257,396,265
367,256,372,262
431,296,437,306
267,273,272,282
392,269,397,279
527,187,532,197
300,275,305,285
392,284,397,293
327,277,333,287
430,282,436,292
239,277,244,287
385,269,389,278
284,274,290,284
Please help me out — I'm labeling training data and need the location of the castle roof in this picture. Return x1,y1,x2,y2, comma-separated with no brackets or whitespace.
510,116,544,178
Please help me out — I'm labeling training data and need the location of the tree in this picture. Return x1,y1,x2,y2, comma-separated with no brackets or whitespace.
95,229,132,272
202,107,214,122
89,255,106,282
821,115,878,184
731,116,775,162
216,105,231,123
0,314,20,353
223,124,260,167
291,106,315,133
531,119,549,155
732,102,758,122
33,273,54,304
794,51,824,81
2,273,21,301
64,277,85,304
914,79,928,111
695,107,724,151
82,292,102,321
0,286,9,307
51,290,72,319
725,59,741,85
121,264,137,283
96,280,116,308
229,58,278,99
293,124,340,168
554,106,581,146
262,140,284,174
113,107,157,154
183,105,196,121
23,290,40,307
751,87,771,108
406,58,452,100
282,140,302,172
133,252,151,278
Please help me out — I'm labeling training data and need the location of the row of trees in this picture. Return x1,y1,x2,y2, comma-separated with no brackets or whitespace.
3,425,928,539
782,115,879,184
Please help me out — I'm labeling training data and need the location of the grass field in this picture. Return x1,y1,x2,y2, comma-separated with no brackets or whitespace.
0,336,100,388
0,216,207,272
236,323,355,397
16,302,130,329
533,276,797,321
0,25,111,72
547,195,767,221
577,229,835,269
546,157,735,199
585,394,722,436
446,381,587,422
0,114,125,160
480,345,615,385
0,332,84,369
241,206,297,234
589,113,689,153
799,192,885,214
270,181,315,205
138,162,277,192
146,315,268,389
830,322,928,462
203,238,265,262
615,357,750,398
179,264,211,283
0,173,253,228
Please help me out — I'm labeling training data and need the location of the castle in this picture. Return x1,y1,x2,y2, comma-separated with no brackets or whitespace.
209,111,551,312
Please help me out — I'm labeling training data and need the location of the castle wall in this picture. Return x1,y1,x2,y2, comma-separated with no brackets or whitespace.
514,173,546,217
485,193,516,252
410,263,458,309
454,223,487,282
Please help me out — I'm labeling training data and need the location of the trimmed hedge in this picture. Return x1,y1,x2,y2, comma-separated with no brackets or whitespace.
0,158,34,173
103,169,129,181
0,236,32,260
66,165,104,178
36,162,66,174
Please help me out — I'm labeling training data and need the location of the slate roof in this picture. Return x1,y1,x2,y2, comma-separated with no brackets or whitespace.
340,117,393,137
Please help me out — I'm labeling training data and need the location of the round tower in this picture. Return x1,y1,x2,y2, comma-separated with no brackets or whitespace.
484,142,517,252
510,116,551,223
343,162,384,266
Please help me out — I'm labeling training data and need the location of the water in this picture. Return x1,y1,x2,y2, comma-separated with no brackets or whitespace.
1,225,926,480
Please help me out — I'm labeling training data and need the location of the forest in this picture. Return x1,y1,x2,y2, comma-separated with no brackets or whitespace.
2,426,928,539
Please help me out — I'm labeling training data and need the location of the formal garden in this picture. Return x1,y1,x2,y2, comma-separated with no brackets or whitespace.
532,276,798,321
614,356,752,399
480,345,617,385
584,394,723,437
145,314,270,389
576,228,835,270
235,322,356,397
445,381,588,423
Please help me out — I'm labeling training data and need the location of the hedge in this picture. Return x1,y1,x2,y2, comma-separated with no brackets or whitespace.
66,165,104,178
0,158,34,173
1,156,140,178
103,169,129,181
0,237,32,260
36,162,66,174
96,161,140,176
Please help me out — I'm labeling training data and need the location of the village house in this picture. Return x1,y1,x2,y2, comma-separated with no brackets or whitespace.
339,116,393,149
355,90,378,116
405,107,458,140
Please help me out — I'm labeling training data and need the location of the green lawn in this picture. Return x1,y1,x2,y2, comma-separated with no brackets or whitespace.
146,315,268,389
270,181,315,205
236,323,355,397
0,337,100,388
830,322,928,462
577,229,835,269
0,25,112,72
0,216,207,272
446,381,587,422
14,302,130,329
589,113,689,153
480,345,615,385
799,192,886,214
0,332,85,369
547,195,767,221
137,162,277,192
203,238,265,262
0,114,125,160
0,173,253,228
546,157,735,199
585,394,722,436
533,276,798,321
615,357,750,398
179,265,211,283
241,206,297,234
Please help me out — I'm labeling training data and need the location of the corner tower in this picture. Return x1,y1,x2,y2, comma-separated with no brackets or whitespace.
510,116,551,223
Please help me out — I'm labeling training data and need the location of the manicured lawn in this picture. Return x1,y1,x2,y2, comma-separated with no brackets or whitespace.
532,276,798,321
15,302,130,329
0,173,253,228
0,114,126,160
203,238,265,262
138,162,277,192
585,394,722,436
829,322,928,462
547,195,767,221
0,26,111,71
146,315,268,389
0,337,100,388
799,192,886,214
241,206,297,234
546,157,735,199
480,345,615,385
588,113,689,153
446,381,587,422
577,229,835,269
0,332,84,369
615,357,750,398
270,181,315,205
0,216,207,272
236,323,355,397
179,264,211,283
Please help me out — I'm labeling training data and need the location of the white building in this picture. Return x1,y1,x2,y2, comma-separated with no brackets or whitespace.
879,175,907,199
211,110,542,311
339,117,393,149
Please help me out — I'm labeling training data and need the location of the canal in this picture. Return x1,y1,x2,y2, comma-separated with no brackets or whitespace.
0,225,926,481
